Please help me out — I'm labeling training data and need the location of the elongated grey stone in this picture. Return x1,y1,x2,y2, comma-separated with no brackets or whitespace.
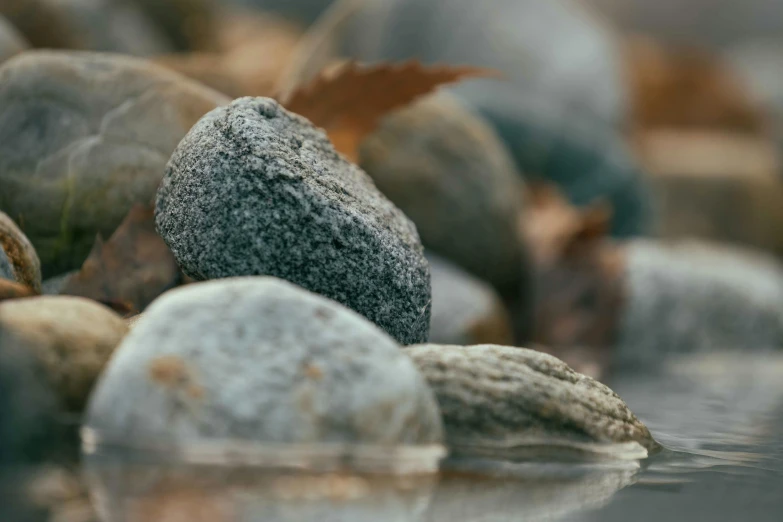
406,344,658,456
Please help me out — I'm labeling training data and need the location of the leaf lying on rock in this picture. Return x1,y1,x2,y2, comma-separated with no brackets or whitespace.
61,205,181,316
278,60,499,162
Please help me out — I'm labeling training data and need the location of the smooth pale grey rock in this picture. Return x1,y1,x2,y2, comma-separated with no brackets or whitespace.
360,93,528,295
0,15,27,63
86,277,444,448
0,211,42,292
0,296,129,413
0,51,230,276
406,344,658,456
156,97,431,345
428,254,513,347
616,240,783,368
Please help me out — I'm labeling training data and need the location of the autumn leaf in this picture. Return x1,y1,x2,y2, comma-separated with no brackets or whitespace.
61,205,181,316
278,60,499,162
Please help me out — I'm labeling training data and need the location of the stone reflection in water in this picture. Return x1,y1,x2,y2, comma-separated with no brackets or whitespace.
83,453,437,522
424,460,639,522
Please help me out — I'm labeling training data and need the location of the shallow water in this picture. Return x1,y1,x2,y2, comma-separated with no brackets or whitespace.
42,352,783,521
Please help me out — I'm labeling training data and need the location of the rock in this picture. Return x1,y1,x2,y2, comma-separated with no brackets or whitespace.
616,239,783,367
0,14,27,63
1,0,172,55
0,296,128,413
638,130,783,257
359,93,528,295
156,97,431,345
523,189,783,372
428,254,513,347
0,51,230,276
405,344,658,456
85,277,443,448
0,211,42,292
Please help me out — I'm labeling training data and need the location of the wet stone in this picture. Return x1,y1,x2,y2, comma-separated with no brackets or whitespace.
156,97,431,345
405,344,658,457
86,277,444,448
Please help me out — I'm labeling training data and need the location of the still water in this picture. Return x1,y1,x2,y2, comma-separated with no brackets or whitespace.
78,352,783,521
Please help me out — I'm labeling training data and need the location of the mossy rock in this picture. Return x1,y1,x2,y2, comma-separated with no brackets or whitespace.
0,51,229,276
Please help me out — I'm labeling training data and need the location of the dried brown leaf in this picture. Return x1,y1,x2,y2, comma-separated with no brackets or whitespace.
61,205,181,316
279,60,500,162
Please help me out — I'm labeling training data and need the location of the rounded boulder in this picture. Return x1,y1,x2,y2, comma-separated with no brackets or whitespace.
156,97,431,345
85,277,444,448
0,51,230,276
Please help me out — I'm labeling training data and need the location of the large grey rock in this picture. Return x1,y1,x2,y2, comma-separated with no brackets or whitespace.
156,97,431,345
359,93,528,295
616,240,783,367
406,344,658,456
428,254,513,347
86,277,444,448
0,211,41,292
0,296,128,413
0,51,230,276
0,15,27,63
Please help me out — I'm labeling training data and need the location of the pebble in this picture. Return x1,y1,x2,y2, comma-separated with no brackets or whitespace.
156,97,431,345
616,239,783,367
85,277,443,448
405,344,658,456
0,296,129,413
0,210,42,292
0,50,230,276
360,93,528,295
428,254,513,347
